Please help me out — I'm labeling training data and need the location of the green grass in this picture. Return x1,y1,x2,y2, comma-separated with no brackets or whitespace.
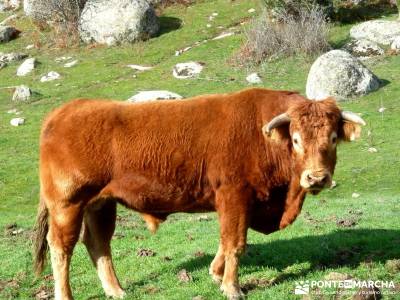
1,1,400,299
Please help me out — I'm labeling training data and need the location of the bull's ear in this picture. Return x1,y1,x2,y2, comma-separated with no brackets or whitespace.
338,111,366,142
262,113,291,142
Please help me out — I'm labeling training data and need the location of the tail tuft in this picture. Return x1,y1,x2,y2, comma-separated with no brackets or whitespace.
33,197,49,276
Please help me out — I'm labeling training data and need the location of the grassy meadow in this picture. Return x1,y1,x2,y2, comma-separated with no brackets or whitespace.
0,0,400,299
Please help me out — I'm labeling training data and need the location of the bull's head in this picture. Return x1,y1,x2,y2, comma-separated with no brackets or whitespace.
263,99,366,195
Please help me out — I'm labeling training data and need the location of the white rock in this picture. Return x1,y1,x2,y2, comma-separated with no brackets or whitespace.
26,44,34,49
7,108,18,114
55,56,72,62
0,61,6,69
368,147,378,153
306,50,380,100
10,117,25,126
79,0,159,46
173,62,204,79
127,90,183,102
350,20,400,45
126,64,153,71
16,58,35,76
175,46,192,56
40,71,61,82
248,8,256,13
0,52,28,63
212,31,234,40
391,36,400,51
212,12,218,16
64,60,78,68
378,107,385,113
246,72,262,84
345,39,384,58
206,23,212,28
352,192,360,198
12,85,32,101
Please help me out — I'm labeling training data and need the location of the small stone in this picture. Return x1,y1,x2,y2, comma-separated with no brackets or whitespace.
173,62,204,79
40,71,61,82
246,72,262,84
330,180,337,189
16,58,36,76
126,64,153,71
0,61,6,69
7,108,18,114
12,85,32,102
10,117,25,126
378,107,385,113
248,8,256,13
197,215,210,221
64,60,78,68
55,56,72,62
212,12,218,16
137,248,155,257
367,147,377,153
352,192,360,198
177,269,192,283
127,90,183,102
206,24,212,28
0,52,28,63
26,44,34,50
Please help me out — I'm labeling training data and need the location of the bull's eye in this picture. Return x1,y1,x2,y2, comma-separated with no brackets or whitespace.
292,132,303,153
293,138,299,144
332,137,337,144
330,132,338,147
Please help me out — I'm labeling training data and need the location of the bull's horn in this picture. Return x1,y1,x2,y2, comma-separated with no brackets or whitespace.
263,113,291,134
341,111,366,126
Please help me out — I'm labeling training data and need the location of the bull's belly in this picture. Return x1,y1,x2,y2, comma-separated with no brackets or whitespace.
100,173,215,214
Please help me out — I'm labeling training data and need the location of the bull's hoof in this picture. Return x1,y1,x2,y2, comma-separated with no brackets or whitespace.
208,267,223,284
220,283,245,300
105,288,126,299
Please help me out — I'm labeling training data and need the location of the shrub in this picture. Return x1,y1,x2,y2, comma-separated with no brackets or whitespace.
239,5,330,64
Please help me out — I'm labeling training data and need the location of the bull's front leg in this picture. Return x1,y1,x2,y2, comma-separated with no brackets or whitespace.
215,185,251,300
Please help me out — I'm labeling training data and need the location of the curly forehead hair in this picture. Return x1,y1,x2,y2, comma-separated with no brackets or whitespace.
287,98,341,128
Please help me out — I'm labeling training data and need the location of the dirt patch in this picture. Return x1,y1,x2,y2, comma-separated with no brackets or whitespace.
242,277,273,293
177,269,192,283
33,285,53,300
336,218,358,228
137,248,156,257
194,251,205,258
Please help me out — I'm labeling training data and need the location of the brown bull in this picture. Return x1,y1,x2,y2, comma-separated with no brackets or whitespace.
33,88,365,300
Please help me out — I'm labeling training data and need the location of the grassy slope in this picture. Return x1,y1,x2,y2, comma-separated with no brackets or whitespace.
0,1,400,299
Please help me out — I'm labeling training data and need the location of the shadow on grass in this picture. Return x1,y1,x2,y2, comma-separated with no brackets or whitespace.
157,16,182,36
178,229,400,287
333,5,398,24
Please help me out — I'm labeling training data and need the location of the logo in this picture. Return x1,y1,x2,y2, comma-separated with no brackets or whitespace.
295,281,310,295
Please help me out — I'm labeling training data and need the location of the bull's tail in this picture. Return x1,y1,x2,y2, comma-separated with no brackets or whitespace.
33,195,49,276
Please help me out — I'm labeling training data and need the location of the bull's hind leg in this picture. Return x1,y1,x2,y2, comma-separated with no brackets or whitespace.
82,201,125,299
47,203,83,300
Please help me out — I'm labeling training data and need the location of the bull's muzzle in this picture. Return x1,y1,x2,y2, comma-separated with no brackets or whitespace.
300,170,332,193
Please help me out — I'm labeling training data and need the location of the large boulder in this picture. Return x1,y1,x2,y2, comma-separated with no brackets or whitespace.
350,20,400,45
306,50,380,101
24,0,86,22
79,0,159,46
0,0,21,11
344,39,384,59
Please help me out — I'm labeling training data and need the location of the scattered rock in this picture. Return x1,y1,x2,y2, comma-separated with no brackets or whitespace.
0,25,20,43
0,0,21,11
336,218,357,227
127,90,183,102
352,286,382,300
64,60,78,68
16,58,36,76
175,46,192,56
26,44,34,49
173,62,204,79
324,272,352,281
126,64,153,71
212,31,234,40
0,52,28,63
368,147,378,153
137,248,155,257
206,23,212,28
385,259,400,273
306,50,380,100
197,215,210,221
55,56,72,62
177,269,192,283
378,107,385,113
350,20,400,45
348,209,363,216
34,285,53,300
352,192,360,198
10,117,25,126
391,36,400,51
40,71,61,82
246,72,262,84
0,61,6,69
79,0,159,46
330,180,337,189
345,39,384,58
248,8,256,13
12,85,32,102
7,108,18,114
